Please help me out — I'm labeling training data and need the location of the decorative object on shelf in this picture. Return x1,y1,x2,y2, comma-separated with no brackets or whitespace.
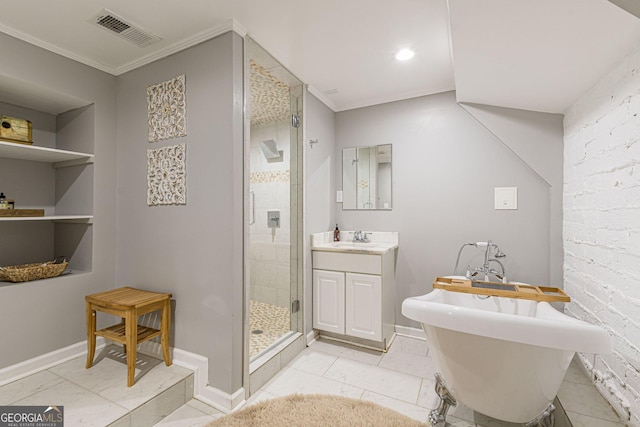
147,143,186,206
0,116,32,145
0,192,7,209
147,74,187,142
0,209,44,217
0,256,68,282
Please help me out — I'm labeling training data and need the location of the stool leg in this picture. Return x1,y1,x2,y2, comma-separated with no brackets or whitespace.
161,298,172,366
85,303,96,369
121,318,127,354
125,310,137,387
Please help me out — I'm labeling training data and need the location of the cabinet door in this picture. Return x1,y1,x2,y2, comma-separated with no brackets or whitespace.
345,273,382,341
313,269,345,334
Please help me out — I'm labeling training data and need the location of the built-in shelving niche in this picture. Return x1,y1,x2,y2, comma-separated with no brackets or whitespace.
0,97,94,284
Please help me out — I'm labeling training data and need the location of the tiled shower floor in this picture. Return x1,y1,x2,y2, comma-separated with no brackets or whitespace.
249,300,290,358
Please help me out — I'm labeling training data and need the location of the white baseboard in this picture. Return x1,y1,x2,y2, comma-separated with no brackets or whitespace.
196,385,246,414
308,326,424,343
306,329,318,346
0,338,246,414
394,325,426,340
170,347,208,396
171,347,244,414
0,337,106,387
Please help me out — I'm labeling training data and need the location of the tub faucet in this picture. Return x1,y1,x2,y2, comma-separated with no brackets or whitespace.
456,240,507,282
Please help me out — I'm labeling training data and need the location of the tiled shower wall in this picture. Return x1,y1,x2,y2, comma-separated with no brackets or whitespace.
250,119,291,309
564,46,640,425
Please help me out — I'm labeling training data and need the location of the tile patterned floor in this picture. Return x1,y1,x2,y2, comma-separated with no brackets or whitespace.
0,337,626,426
249,300,290,358
164,335,624,427
0,345,194,427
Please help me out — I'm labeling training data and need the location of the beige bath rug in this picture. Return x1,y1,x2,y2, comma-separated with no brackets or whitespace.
207,394,426,426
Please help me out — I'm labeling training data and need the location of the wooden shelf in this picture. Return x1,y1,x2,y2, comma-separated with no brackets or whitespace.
0,140,94,167
0,270,91,287
95,323,162,345
0,215,92,223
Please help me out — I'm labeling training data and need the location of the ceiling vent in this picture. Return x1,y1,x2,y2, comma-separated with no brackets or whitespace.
93,9,161,48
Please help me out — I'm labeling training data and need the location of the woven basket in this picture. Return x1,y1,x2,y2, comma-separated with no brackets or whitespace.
0,256,68,282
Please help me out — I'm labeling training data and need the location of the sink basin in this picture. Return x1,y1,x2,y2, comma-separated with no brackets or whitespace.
331,241,377,247
310,231,398,254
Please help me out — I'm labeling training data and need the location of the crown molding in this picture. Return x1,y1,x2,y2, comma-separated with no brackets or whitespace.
0,22,117,74
114,19,245,75
0,19,246,77
306,85,338,112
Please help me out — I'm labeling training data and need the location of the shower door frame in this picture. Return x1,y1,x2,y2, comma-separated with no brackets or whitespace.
242,37,305,397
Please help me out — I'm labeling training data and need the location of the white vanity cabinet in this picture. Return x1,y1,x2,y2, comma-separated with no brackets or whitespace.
312,269,345,335
345,272,382,340
313,270,382,340
311,236,397,351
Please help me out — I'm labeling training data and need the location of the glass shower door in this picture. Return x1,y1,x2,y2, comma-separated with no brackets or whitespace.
247,39,303,361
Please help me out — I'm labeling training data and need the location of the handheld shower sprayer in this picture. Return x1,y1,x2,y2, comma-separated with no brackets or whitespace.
473,241,506,257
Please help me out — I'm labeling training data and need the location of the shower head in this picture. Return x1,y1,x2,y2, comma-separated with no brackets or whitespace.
260,139,280,159
494,245,506,257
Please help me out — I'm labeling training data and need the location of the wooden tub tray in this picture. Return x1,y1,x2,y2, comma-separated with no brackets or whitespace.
433,276,570,303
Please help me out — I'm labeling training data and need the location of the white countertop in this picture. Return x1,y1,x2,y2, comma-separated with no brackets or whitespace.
311,231,398,255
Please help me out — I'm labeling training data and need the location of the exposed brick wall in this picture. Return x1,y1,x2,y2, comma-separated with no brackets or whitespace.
564,47,640,426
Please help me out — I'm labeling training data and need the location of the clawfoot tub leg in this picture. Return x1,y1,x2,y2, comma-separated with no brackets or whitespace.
429,373,457,427
525,403,555,427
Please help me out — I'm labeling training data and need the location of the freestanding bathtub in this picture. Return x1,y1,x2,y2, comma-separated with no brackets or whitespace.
402,283,611,425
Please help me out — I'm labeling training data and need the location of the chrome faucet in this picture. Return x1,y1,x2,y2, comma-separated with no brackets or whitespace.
454,240,507,283
467,241,507,283
352,230,370,243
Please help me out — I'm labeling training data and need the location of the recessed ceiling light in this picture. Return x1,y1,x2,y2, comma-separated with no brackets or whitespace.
395,48,415,61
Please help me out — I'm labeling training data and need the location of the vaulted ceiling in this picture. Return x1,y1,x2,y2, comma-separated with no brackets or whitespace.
0,0,639,114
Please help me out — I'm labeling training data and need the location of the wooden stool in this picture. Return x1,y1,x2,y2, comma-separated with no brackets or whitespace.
85,286,172,387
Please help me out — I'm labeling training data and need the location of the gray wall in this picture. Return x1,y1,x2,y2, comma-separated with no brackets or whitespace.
334,91,564,328
460,103,564,286
115,32,245,394
0,33,117,368
304,91,337,335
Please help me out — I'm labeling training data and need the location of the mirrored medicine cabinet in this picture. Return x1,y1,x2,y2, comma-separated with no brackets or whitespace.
342,144,392,210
